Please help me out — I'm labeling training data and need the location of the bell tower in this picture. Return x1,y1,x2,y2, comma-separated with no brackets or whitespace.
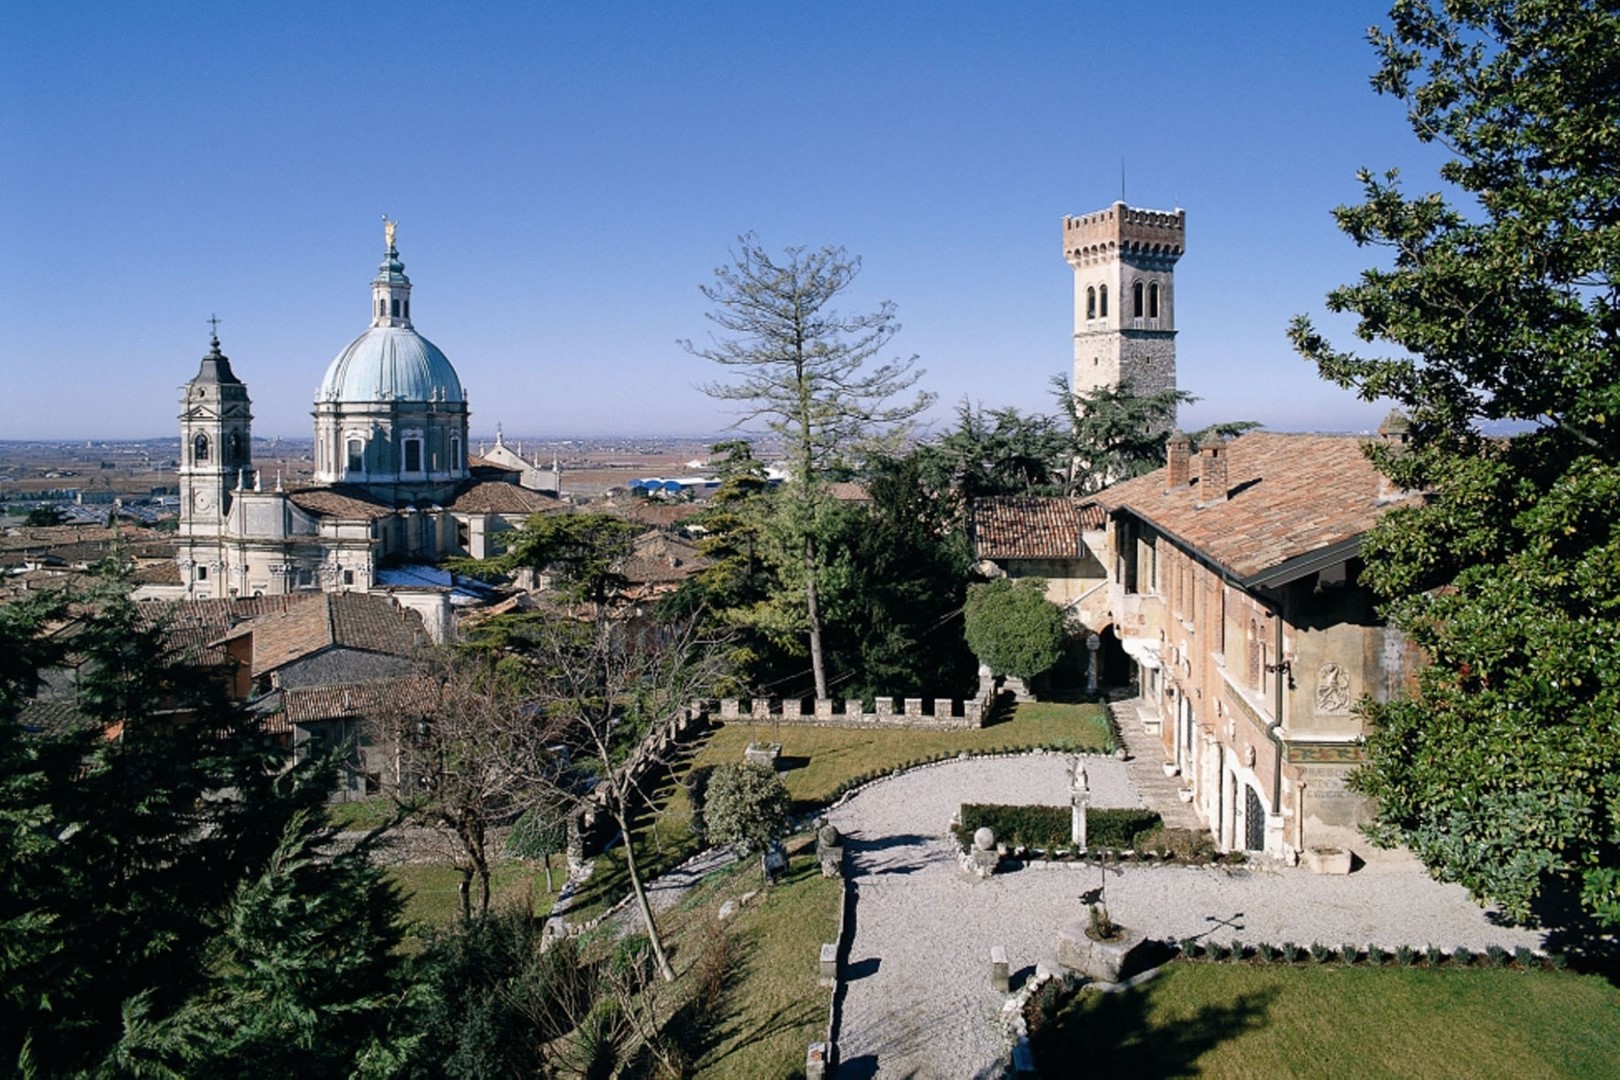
1063,201,1185,423
178,327,253,594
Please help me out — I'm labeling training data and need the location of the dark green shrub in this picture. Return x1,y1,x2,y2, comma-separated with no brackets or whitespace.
1367,944,1388,966
955,804,1070,851
1550,951,1569,971
1309,942,1332,964
1339,944,1359,966
1229,941,1245,962
1426,944,1444,968
1086,808,1164,849
1133,826,1216,861
1395,945,1416,967
1208,942,1229,961
1179,938,1200,960
1486,945,1509,968
1451,946,1473,968
1257,942,1277,963
1281,942,1301,963
1513,946,1535,968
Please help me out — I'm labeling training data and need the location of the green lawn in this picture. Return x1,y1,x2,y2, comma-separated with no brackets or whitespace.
387,859,562,929
701,700,1113,806
562,701,1112,922
1032,962,1620,1079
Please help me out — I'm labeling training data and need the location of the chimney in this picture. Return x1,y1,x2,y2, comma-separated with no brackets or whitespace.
1197,436,1228,503
1375,410,1412,502
1165,430,1193,488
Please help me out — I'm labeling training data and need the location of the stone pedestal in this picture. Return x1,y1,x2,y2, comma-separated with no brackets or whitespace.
1305,846,1352,874
1056,920,1149,983
806,1042,828,1080
991,946,1010,993
744,742,781,769
818,943,838,987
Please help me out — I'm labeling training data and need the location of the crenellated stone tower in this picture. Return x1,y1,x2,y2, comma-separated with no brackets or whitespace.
1063,201,1185,423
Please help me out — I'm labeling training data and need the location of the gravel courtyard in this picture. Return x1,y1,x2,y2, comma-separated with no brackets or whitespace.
825,753,1547,1080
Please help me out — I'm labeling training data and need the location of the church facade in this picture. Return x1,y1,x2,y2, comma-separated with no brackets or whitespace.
168,224,556,602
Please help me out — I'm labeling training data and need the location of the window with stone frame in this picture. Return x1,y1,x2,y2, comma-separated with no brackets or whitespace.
1087,286,1096,319
403,437,423,473
1133,280,1145,318
1099,284,1109,318
1149,281,1160,319
1247,618,1261,688
193,433,209,464
347,438,364,475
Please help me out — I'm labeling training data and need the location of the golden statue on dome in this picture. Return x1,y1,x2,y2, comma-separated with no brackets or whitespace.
382,214,398,250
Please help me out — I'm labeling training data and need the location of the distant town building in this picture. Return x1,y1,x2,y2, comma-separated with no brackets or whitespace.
160,223,561,606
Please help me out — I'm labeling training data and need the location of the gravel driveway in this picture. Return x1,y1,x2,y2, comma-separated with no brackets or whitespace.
826,753,1546,1080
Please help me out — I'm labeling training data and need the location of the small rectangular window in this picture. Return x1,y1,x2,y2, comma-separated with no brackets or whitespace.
347,439,364,474
342,569,354,586
404,439,422,472
196,565,208,581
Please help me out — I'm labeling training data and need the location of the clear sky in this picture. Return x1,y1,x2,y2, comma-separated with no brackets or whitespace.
1,1,1439,442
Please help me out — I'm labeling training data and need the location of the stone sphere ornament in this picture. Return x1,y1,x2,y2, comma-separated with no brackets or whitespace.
973,827,996,851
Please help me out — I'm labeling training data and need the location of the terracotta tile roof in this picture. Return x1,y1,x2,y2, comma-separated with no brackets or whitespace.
448,479,562,515
228,592,427,677
17,699,97,736
827,481,870,503
609,502,704,530
973,497,1086,560
132,560,182,586
623,531,709,585
1094,432,1411,583
138,594,316,665
286,485,396,520
1076,501,1107,531
279,675,441,726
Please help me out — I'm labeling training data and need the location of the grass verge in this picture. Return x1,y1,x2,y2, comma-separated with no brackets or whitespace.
1030,962,1620,1079
654,838,841,1079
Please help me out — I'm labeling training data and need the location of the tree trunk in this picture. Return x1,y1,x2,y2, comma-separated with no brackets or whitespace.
618,807,676,982
804,534,828,700
543,851,555,894
457,869,472,922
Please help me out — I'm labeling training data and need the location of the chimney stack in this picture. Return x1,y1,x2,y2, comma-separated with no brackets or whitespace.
1375,410,1412,502
1197,436,1228,504
1165,430,1192,489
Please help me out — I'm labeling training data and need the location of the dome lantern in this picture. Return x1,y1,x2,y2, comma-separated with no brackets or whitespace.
371,215,413,328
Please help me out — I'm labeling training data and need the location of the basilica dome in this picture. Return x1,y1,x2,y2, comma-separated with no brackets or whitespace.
318,325,464,404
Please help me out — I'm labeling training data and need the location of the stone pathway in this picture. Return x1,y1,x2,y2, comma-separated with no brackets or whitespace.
1109,697,1202,831
827,754,1548,1080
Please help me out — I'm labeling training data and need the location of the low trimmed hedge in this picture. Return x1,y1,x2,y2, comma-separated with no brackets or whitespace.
955,804,1163,852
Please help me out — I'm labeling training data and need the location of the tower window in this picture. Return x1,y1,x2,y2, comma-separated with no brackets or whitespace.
390,298,400,318
1149,282,1160,319
403,437,423,473
196,565,208,581
451,435,462,472
1099,285,1108,318
377,298,385,317
1086,287,1096,320
228,431,241,461
347,438,364,474
1133,281,1145,318
404,299,410,319
193,434,209,463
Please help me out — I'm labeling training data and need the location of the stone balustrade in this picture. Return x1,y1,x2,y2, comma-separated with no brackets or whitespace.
716,693,989,730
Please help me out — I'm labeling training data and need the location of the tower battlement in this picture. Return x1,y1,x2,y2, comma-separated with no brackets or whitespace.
1064,201,1185,266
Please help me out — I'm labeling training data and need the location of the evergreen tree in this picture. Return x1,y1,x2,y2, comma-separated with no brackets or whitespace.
1291,0,1620,927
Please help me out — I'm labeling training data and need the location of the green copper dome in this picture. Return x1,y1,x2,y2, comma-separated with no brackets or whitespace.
316,226,465,405
317,326,464,404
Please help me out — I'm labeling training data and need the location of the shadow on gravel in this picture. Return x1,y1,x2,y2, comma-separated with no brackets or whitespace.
1028,979,1277,1078
845,832,933,853
845,956,882,980
1525,880,1620,984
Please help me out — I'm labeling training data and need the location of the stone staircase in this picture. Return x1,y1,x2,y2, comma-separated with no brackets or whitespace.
1107,698,1203,831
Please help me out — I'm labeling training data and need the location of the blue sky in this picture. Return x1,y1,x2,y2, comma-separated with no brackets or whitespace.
0,1,1440,441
